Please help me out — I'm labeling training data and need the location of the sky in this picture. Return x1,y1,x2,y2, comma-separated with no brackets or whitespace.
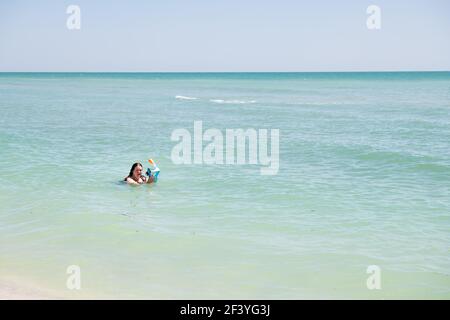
0,0,449,72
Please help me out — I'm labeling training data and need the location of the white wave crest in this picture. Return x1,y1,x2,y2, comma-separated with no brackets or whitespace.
210,99,256,104
175,95,198,100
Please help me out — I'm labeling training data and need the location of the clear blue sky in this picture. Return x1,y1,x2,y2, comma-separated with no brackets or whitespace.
0,0,449,71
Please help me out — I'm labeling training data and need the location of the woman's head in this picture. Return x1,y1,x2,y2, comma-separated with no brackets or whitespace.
128,162,143,180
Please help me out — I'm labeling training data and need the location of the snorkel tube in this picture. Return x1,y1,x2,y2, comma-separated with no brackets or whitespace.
145,158,160,182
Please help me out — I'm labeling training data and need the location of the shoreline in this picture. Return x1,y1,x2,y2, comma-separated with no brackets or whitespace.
0,276,62,300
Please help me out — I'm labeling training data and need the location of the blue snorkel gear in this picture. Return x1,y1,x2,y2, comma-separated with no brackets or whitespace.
145,159,160,182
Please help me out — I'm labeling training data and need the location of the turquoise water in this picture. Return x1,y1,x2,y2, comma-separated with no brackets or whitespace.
0,72,449,299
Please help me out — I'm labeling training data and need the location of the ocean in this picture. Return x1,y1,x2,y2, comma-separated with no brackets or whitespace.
0,72,449,298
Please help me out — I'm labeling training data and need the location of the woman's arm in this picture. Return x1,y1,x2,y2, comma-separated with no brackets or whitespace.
146,175,155,184
126,177,140,185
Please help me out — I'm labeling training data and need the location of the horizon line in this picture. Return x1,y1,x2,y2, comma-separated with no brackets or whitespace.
0,70,449,74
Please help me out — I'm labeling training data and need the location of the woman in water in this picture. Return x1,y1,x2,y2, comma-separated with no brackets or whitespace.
124,162,155,185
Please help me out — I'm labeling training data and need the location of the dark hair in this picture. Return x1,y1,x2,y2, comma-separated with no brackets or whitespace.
127,162,143,180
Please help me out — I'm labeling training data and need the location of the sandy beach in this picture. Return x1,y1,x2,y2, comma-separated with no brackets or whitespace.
0,278,55,300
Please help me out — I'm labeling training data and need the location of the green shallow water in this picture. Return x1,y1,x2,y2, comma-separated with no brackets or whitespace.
0,72,449,298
